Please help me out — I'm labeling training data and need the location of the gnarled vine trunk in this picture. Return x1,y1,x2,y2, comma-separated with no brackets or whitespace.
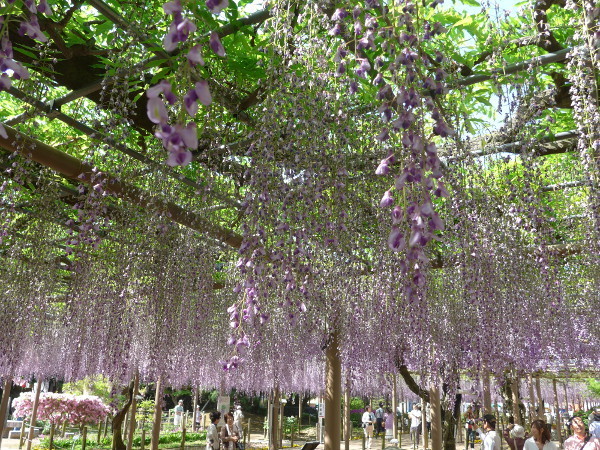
112,381,135,450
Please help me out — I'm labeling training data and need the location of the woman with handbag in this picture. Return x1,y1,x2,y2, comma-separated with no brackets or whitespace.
221,412,241,450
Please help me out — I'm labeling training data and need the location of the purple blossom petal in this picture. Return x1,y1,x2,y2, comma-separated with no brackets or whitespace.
163,0,182,14
186,45,205,66
209,31,226,57
206,0,229,14
146,97,169,124
388,227,405,252
166,149,193,167
195,80,212,106
380,190,394,208
0,73,12,91
37,0,52,15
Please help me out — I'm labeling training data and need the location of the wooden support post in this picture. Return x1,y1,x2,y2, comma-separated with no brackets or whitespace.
324,331,341,450
553,379,562,445
49,423,56,450
247,418,251,447
563,382,569,416
97,421,103,444
127,371,139,450
18,419,26,449
511,375,522,424
192,387,198,432
344,381,351,450
151,376,163,450
528,374,536,423
180,425,186,450
299,395,303,427
280,400,284,449
103,416,109,439
0,378,13,448
535,377,544,419
482,371,492,415
270,388,280,450
141,429,146,450
392,374,398,444
429,384,442,450
421,398,428,450
26,377,43,450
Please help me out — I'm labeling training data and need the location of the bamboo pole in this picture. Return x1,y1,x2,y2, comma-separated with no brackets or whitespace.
151,376,163,450
180,425,186,450
324,331,341,450
127,371,139,450
25,377,43,450
97,422,103,444
299,394,303,427
552,379,562,445
0,378,13,448
563,382,569,416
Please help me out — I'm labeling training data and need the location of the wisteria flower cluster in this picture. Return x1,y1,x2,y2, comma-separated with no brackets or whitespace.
145,0,228,166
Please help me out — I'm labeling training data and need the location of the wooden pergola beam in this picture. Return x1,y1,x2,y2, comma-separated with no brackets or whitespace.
0,124,243,249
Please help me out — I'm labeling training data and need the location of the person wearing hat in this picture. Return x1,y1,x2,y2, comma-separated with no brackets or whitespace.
475,414,501,450
503,423,526,450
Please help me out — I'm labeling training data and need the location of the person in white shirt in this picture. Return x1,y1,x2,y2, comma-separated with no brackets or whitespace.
408,404,422,445
233,406,244,440
174,400,184,430
362,406,374,449
475,414,501,450
206,411,221,450
523,419,557,450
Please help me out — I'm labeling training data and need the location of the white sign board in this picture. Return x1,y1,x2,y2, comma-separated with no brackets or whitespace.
217,396,230,425
318,402,325,418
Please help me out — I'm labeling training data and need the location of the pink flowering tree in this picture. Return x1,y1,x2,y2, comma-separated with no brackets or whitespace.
12,393,110,427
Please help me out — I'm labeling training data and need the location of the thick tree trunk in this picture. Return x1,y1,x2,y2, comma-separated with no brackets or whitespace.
113,381,135,450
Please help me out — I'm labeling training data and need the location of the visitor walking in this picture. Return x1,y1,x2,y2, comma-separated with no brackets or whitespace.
206,411,221,450
362,406,374,449
563,416,600,450
464,405,476,449
233,405,244,440
221,412,241,450
408,404,422,446
503,423,526,450
474,414,501,450
174,400,184,430
375,402,385,437
523,419,557,450
195,405,203,429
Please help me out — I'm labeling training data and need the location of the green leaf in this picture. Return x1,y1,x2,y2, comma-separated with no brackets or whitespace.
452,16,474,28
